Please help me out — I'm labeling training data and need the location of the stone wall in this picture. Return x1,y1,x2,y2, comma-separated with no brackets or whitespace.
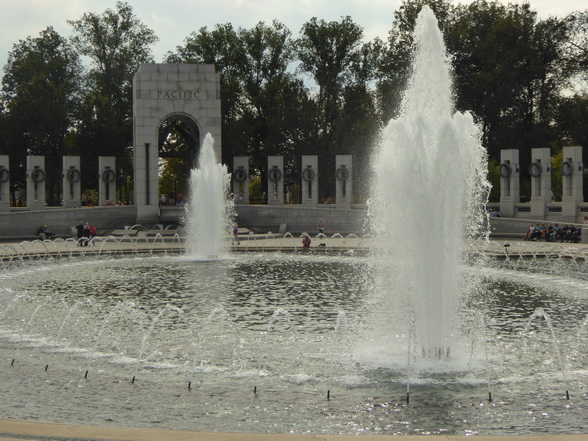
0,206,137,239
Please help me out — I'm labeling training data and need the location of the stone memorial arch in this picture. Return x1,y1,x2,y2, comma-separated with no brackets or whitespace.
133,63,222,223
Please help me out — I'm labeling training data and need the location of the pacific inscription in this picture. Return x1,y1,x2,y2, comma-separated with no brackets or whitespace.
157,89,200,99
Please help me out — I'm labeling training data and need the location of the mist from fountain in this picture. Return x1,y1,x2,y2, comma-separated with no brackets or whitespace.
184,133,233,259
367,6,489,359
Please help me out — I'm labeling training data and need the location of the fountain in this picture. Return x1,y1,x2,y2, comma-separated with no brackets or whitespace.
367,5,489,360
0,6,587,438
184,133,233,259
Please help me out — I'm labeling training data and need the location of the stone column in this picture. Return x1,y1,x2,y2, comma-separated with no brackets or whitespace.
301,155,318,206
561,146,583,222
499,149,520,217
98,156,116,206
267,156,284,205
233,156,249,204
530,148,552,219
335,155,353,209
0,155,9,212
135,141,159,221
26,155,46,210
62,156,81,208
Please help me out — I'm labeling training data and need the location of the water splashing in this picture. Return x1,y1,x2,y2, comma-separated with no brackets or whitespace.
368,6,489,360
185,133,234,259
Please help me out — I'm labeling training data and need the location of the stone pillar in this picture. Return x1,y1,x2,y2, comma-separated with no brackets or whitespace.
301,155,318,206
530,148,552,219
561,146,583,222
499,149,520,217
135,142,158,221
62,156,81,208
26,155,46,210
335,155,353,209
0,155,9,212
98,156,116,206
232,156,249,204
267,156,284,205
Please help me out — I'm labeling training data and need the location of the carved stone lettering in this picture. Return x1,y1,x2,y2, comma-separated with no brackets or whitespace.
157,89,200,99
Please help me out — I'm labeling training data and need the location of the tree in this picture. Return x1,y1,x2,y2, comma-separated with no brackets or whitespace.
169,21,316,185
1,27,82,204
297,16,377,199
296,16,364,140
556,93,588,147
447,1,571,167
376,0,454,123
68,1,158,192
563,10,588,86
167,23,248,169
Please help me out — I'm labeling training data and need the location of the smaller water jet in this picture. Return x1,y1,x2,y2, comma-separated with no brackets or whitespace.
185,133,233,259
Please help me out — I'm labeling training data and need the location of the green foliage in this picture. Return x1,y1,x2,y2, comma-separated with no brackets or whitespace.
248,174,263,203
1,26,82,204
0,0,584,205
551,150,563,201
487,157,500,202
68,1,158,190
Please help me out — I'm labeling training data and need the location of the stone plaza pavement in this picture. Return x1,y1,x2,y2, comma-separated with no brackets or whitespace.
0,418,587,441
1,235,587,440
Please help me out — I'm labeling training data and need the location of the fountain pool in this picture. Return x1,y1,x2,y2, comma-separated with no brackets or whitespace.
0,252,587,436
1,6,587,437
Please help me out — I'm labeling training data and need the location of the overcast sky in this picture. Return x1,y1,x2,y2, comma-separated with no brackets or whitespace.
1,0,585,76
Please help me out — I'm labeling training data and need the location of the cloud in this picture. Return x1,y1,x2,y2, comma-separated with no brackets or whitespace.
1,0,584,76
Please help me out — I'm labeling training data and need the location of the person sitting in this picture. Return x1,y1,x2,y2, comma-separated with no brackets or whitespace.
551,224,561,242
302,233,311,248
525,224,535,241
545,224,555,242
37,225,54,240
565,226,581,243
559,225,569,242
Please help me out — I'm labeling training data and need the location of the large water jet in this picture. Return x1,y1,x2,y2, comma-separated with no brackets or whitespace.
368,6,489,359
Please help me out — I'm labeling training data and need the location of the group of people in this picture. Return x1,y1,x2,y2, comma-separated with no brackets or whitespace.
76,221,97,246
525,222,582,243
160,193,185,206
